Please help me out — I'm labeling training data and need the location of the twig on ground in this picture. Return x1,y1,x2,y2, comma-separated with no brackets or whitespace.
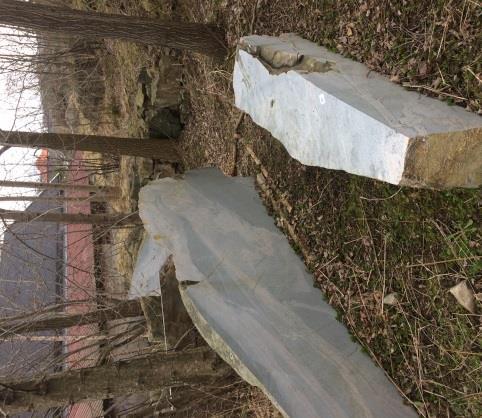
402,83,467,101
360,188,402,201
250,0,262,34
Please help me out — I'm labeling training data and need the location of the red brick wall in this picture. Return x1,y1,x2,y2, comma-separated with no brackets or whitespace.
64,152,103,417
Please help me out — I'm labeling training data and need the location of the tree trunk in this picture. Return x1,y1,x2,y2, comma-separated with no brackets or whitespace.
0,179,119,195
0,347,230,414
2,335,108,342
0,130,180,161
0,0,226,58
0,195,112,203
0,299,144,336
0,208,141,225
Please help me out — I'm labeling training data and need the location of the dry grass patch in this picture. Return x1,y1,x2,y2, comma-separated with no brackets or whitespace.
173,1,481,416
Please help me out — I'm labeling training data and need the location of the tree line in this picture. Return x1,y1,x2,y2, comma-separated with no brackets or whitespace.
0,1,242,415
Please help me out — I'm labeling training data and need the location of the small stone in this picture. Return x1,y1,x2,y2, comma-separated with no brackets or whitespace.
449,281,476,313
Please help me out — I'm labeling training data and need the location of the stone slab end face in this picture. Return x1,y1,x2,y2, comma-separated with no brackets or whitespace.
234,34,482,189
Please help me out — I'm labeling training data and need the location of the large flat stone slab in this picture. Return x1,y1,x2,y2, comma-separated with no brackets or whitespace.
233,34,482,189
130,169,418,418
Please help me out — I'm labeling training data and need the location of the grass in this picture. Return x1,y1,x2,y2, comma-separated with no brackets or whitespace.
65,0,481,416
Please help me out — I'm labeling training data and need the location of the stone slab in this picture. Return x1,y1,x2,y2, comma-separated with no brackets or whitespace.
130,169,419,418
233,34,482,189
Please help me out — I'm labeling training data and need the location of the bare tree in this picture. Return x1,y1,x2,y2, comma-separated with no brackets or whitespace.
0,130,180,161
0,194,113,203
0,179,119,195
0,208,141,225
0,298,144,336
0,0,227,58
0,347,230,415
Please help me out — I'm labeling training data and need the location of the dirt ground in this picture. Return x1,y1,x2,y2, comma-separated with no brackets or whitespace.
67,0,481,416
174,1,481,417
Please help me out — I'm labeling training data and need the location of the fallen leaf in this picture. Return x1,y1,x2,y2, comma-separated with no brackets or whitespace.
419,62,428,76
432,77,442,88
383,292,399,306
390,74,400,83
449,281,476,313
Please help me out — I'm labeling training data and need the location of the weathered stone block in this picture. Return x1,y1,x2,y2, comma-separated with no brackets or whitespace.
233,34,482,189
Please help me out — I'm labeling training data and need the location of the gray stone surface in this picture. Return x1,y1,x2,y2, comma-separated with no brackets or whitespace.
233,34,482,189
130,169,418,418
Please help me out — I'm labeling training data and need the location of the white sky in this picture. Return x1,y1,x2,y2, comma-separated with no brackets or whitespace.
0,27,41,214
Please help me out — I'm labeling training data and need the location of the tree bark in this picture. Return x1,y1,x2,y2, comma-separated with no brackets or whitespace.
0,195,112,203
0,130,181,161
0,179,119,195
0,299,144,336
0,208,141,225
0,347,230,414
0,0,227,58
1,335,109,342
